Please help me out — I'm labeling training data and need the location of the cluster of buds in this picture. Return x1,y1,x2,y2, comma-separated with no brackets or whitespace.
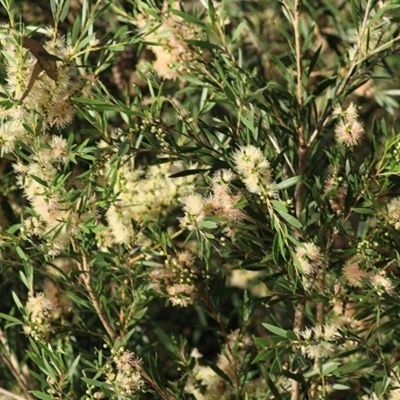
324,166,347,216
149,251,198,307
86,347,144,399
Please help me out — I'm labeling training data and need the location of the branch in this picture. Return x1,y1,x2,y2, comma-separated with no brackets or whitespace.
0,387,30,400
292,1,306,399
0,328,35,400
78,248,118,340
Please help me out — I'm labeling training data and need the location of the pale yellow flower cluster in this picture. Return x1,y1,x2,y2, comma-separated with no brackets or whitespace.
0,29,95,256
134,1,197,80
179,169,244,235
342,252,394,296
297,324,341,360
106,350,144,397
342,254,369,287
23,293,53,341
371,271,394,296
228,268,269,297
87,348,144,399
333,103,364,147
295,242,323,275
232,145,275,197
387,197,400,230
389,388,400,400
102,159,196,247
0,29,90,156
15,145,96,256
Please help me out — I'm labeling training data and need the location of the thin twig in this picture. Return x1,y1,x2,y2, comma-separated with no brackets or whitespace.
291,0,306,399
0,387,30,400
72,242,173,398
0,328,34,400
310,273,325,400
77,248,118,340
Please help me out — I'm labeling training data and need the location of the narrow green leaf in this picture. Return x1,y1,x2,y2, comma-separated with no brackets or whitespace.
334,359,374,375
12,291,24,310
19,271,30,290
232,20,247,42
223,85,235,102
184,40,220,50
59,0,71,22
262,323,288,337
31,391,53,400
276,210,302,228
0,312,23,325
266,376,283,399
169,9,206,28
199,220,218,229
353,208,374,214
67,355,81,379
273,175,302,190
15,246,27,261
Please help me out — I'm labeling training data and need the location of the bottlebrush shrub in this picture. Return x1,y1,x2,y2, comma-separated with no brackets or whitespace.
2,0,400,399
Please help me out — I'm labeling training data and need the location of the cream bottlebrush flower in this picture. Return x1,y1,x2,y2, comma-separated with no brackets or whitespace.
105,160,196,245
299,324,340,342
334,103,364,146
299,327,313,341
106,350,144,396
389,388,400,400
209,170,244,223
228,269,268,297
26,292,53,320
190,348,203,359
47,135,69,163
106,203,135,245
295,242,322,274
0,119,28,155
167,284,196,307
17,153,96,256
387,197,400,230
179,193,206,230
371,272,393,295
335,120,364,146
233,145,274,195
322,324,341,341
303,342,335,359
233,145,268,175
323,167,348,215
1,31,90,132
135,1,196,80
186,364,232,400
24,292,53,341
149,250,198,306
342,254,369,287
